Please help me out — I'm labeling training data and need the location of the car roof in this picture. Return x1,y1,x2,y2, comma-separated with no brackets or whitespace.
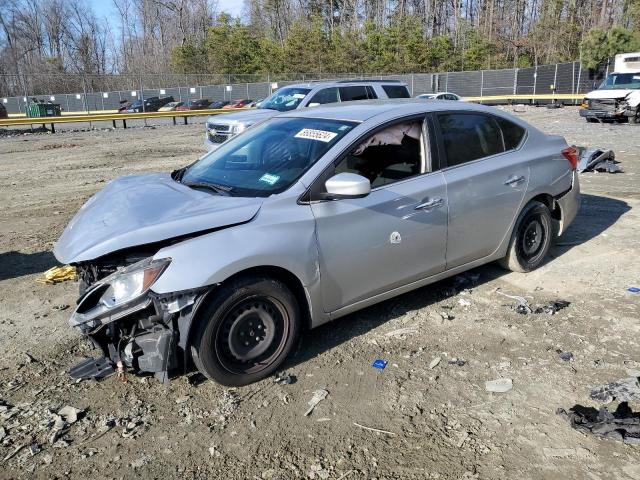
279,99,502,123
280,80,408,90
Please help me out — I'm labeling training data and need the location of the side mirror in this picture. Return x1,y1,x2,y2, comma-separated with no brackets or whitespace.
323,173,371,199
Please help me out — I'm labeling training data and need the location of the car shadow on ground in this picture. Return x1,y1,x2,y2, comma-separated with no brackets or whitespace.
0,250,59,281
286,192,630,372
550,193,631,251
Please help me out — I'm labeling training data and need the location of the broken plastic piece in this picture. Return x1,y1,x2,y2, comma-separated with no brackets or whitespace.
372,359,388,369
628,287,640,293
69,357,115,381
576,147,621,174
485,378,513,393
304,389,329,416
590,377,640,404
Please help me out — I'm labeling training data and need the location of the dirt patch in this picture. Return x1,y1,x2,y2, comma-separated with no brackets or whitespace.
1,109,639,479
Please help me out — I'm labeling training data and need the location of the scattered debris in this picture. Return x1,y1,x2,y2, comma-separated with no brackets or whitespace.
628,287,640,294
29,444,42,456
485,378,513,393
36,265,77,284
534,300,570,315
372,359,388,369
439,311,455,321
556,350,573,362
495,289,570,315
458,298,472,307
384,326,419,337
304,389,329,416
590,377,640,404
495,289,532,314
353,422,396,436
557,402,640,445
429,356,441,369
308,463,330,479
448,358,466,367
57,405,82,424
274,372,296,385
175,396,190,404
577,147,621,174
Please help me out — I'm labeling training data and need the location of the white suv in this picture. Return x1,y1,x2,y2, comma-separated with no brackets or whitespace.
204,80,411,150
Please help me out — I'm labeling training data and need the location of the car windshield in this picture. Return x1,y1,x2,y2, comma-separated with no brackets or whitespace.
181,117,356,196
599,73,640,90
258,87,312,112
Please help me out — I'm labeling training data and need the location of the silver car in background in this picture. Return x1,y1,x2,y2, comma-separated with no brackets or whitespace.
55,100,580,386
204,80,411,150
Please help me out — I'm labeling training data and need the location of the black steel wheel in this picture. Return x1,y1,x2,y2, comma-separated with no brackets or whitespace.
190,276,300,386
499,201,553,272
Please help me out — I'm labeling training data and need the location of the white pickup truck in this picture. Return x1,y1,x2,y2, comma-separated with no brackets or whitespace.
580,52,640,124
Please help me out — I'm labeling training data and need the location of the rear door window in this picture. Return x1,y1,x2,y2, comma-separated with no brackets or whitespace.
339,86,370,101
308,87,340,106
495,117,526,150
382,85,411,98
437,113,505,167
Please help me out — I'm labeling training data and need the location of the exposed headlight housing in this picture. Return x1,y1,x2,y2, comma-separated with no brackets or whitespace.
70,258,171,329
99,258,170,309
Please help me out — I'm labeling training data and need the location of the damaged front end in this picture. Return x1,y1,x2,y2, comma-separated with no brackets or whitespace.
69,257,205,384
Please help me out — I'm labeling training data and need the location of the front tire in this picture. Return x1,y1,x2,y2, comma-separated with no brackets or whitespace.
629,110,640,125
190,276,300,387
499,201,553,273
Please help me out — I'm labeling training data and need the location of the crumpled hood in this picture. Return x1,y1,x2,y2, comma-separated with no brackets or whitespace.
206,108,279,125
54,173,262,264
585,89,635,100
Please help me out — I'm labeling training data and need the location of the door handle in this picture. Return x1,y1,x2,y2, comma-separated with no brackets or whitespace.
504,175,525,186
414,198,444,210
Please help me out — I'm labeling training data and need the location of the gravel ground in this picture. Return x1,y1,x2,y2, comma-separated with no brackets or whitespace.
0,106,639,480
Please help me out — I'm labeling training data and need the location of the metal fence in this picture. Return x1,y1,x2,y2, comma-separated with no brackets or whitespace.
0,60,608,115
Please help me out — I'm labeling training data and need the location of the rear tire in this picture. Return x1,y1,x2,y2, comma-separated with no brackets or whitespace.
499,201,553,273
190,276,300,387
629,110,640,125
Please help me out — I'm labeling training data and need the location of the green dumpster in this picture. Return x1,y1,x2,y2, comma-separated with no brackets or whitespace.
27,102,61,118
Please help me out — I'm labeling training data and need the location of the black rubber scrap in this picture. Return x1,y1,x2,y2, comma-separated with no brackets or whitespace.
557,402,640,445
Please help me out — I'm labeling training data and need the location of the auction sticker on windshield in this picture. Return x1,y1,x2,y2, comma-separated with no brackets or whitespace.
259,173,280,185
294,128,338,142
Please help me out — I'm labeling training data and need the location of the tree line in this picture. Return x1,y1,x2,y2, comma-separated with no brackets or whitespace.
1,0,640,96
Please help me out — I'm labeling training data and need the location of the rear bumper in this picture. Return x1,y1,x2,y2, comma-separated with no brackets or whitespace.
555,171,580,236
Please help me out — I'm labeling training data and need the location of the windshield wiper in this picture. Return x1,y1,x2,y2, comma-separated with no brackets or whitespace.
182,181,234,196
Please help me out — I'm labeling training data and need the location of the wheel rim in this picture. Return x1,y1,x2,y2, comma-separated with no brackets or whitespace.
518,214,547,262
215,296,289,375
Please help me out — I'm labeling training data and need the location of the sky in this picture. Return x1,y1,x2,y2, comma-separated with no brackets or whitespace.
88,0,244,23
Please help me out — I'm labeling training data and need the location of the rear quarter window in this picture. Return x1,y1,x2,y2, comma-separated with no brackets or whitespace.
339,86,370,101
438,113,505,166
382,85,411,98
495,117,526,150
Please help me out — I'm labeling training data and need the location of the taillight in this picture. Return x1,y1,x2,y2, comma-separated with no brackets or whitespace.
561,146,578,171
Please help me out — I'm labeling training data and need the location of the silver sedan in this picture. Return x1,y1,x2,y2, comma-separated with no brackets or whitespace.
55,100,580,386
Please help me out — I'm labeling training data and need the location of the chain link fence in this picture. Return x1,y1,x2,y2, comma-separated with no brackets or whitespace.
0,60,608,115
